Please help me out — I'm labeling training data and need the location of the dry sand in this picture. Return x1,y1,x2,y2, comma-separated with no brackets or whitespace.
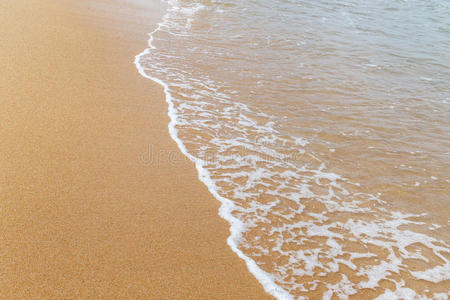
0,0,271,298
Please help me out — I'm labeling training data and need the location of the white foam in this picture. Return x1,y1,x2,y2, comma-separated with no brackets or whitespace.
133,0,450,298
411,264,450,283
135,53,294,300
134,2,292,299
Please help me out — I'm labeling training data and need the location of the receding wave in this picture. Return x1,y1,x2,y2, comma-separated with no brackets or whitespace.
135,0,450,298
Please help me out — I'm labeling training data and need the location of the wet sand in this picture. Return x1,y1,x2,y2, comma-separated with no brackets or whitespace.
0,0,271,298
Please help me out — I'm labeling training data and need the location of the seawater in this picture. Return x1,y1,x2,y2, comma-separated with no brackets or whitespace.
135,0,450,298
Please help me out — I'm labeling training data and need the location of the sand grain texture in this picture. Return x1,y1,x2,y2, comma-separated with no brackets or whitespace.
0,0,271,298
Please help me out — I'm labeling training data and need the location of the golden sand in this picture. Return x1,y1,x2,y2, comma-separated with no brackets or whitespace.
0,0,271,298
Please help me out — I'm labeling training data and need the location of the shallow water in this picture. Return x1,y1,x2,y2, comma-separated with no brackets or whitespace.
136,0,450,298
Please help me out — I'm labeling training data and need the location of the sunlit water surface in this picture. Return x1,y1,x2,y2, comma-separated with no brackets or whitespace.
137,0,450,298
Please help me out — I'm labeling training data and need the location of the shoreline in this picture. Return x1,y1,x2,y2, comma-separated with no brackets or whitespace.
0,0,271,298
135,31,292,300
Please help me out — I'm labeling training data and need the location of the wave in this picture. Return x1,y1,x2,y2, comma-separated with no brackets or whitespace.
134,2,292,298
134,0,450,298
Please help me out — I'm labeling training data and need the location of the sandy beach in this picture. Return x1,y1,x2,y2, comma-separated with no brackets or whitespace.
0,0,271,298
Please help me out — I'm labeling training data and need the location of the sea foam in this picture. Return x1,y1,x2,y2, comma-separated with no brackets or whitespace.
135,0,450,298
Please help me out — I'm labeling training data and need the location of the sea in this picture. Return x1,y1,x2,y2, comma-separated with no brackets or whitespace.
135,0,450,298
